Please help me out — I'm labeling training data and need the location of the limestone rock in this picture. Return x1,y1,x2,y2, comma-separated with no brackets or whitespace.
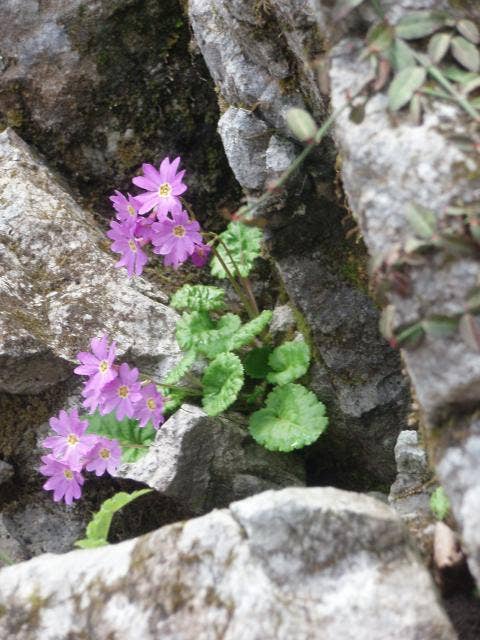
0,487,456,639
117,404,305,514
0,128,180,394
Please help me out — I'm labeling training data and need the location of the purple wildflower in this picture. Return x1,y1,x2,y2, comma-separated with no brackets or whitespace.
107,219,148,277
132,158,187,217
109,191,142,223
134,383,165,429
100,362,142,420
40,454,84,505
151,207,202,269
74,335,117,395
190,241,212,268
42,409,94,469
85,437,122,476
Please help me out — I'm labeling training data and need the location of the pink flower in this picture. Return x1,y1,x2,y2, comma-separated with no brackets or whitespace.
74,335,117,395
85,437,122,476
100,363,142,420
134,383,165,429
132,158,187,217
81,386,103,414
190,241,212,268
42,409,93,469
40,454,84,505
109,191,142,223
107,219,148,277
151,207,202,269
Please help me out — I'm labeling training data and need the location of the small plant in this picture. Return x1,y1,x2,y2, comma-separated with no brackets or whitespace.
430,486,451,521
39,156,329,519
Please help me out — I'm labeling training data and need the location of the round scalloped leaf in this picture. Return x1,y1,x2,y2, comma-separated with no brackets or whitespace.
249,383,328,452
176,311,215,351
202,352,244,416
267,340,310,386
164,350,197,385
170,285,225,312
210,222,263,279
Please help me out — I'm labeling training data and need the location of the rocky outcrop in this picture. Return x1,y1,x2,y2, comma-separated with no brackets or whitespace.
0,0,237,211
189,0,410,489
0,487,456,640
0,127,180,395
117,404,305,514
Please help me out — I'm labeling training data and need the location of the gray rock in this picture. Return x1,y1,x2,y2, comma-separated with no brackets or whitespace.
218,108,270,191
437,416,480,588
0,128,180,394
0,0,235,212
117,404,305,514
269,304,296,339
0,487,456,640
0,515,27,568
0,460,14,485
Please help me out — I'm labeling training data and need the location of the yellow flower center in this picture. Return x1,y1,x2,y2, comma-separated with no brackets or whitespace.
146,398,156,411
173,225,186,238
158,183,172,198
127,205,136,216
99,360,109,373
99,448,111,460
118,385,129,398
64,469,74,480
67,434,79,446
128,239,137,252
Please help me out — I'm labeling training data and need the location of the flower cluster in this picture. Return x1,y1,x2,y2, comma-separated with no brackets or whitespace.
74,336,165,427
40,335,165,504
40,409,121,505
107,157,211,275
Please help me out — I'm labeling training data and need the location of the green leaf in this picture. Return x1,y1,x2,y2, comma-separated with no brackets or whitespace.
202,353,244,416
249,383,328,452
457,19,480,45
74,489,152,549
170,284,225,312
229,310,273,351
442,66,479,84
406,203,437,238
176,311,215,351
267,340,311,386
428,32,451,63
388,67,426,111
395,322,425,349
367,22,394,53
390,38,416,71
395,11,446,40
164,350,197,385
430,487,450,521
244,347,273,379
422,316,458,337
210,222,262,279
451,36,480,72
86,412,156,463
286,108,318,142
163,387,188,414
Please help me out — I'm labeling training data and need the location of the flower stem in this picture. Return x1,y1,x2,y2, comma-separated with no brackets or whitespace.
216,236,260,317
240,276,260,316
210,243,257,319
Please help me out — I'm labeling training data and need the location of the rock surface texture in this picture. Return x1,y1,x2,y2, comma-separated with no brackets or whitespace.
0,127,180,394
0,0,237,211
0,487,456,640
118,404,305,514
189,0,410,491
325,0,480,589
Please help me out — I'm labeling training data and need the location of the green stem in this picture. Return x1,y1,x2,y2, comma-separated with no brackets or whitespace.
410,48,480,121
237,92,359,220
157,382,203,397
369,0,386,20
211,243,257,318
240,276,260,316
118,441,150,449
